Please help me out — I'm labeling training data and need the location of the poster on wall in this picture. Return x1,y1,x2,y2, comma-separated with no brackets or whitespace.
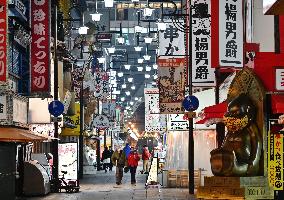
0,95,7,120
158,58,186,114
58,143,78,180
268,125,284,191
159,21,185,57
192,0,215,86
0,2,7,82
30,0,50,92
219,0,243,68
144,88,167,132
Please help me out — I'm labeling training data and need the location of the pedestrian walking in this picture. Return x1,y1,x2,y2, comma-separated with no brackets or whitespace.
111,149,127,185
142,145,151,174
109,146,114,171
101,146,111,173
123,143,131,158
127,147,140,185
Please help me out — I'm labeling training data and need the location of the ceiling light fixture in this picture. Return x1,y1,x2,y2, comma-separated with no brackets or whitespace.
134,46,143,52
121,97,125,101
130,101,134,105
153,64,158,69
128,77,133,82
104,0,114,8
97,57,105,63
131,85,136,90
124,64,131,70
78,26,89,35
117,72,124,77
143,55,151,61
143,8,154,17
138,58,144,64
125,91,131,96
90,13,102,22
134,25,143,33
153,74,158,79
134,97,138,100
145,74,150,79
144,37,153,44
107,47,115,54
157,20,167,31
137,66,143,71
122,83,127,89
145,65,151,71
117,36,125,44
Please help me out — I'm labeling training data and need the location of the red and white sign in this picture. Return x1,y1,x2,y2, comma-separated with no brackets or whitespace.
30,0,50,92
0,2,7,82
275,68,284,91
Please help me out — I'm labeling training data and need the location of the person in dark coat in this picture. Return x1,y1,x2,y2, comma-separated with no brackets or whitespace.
111,149,127,185
101,146,111,173
109,146,114,171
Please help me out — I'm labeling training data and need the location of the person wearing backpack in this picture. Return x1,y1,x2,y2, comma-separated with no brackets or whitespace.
111,148,127,185
127,147,140,185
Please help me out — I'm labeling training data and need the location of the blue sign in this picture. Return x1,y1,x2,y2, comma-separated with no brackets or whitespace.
182,95,199,111
48,100,64,117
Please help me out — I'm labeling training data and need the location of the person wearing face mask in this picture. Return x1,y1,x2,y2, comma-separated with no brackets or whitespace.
127,147,140,185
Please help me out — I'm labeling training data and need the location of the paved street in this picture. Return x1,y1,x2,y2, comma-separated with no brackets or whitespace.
22,166,196,200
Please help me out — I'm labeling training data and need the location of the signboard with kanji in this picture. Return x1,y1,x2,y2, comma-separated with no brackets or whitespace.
219,0,243,67
0,95,7,120
30,0,50,92
61,103,80,136
192,0,215,86
268,126,284,190
159,21,185,58
0,2,7,82
275,68,284,91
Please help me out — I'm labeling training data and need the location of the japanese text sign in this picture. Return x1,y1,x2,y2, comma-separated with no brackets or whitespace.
0,2,7,82
61,103,80,136
268,127,284,190
192,0,215,86
58,143,78,180
0,95,7,120
219,0,243,67
275,68,284,91
159,21,185,58
31,0,50,92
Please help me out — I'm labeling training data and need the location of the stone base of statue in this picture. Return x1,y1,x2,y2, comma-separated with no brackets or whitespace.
196,176,274,199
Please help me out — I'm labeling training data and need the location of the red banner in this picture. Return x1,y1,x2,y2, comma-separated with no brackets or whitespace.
0,2,7,82
30,0,50,92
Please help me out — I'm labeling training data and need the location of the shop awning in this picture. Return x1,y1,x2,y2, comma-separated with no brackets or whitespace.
195,101,228,125
0,128,47,143
271,94,284,114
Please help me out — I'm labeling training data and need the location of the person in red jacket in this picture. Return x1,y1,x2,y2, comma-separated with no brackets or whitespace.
142,145,151,174
127,147,140,184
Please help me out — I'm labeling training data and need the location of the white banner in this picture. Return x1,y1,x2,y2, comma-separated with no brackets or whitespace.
159,21,185,58
192,0,215,86
13,98,27,124
58,143,78,180
219,0,243,67
167,114,189,131
0,95,7,120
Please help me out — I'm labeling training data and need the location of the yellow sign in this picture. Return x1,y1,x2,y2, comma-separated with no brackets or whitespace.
61,103,80,136
268,130,283,190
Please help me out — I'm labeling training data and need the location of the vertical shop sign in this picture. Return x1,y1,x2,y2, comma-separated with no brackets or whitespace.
159,21,185,57
275,68,284,91
0,2,7,82
94,70,109,100
61,103,80,136
0,95,7,120
219,0,243,67
58,143,78,180
13,98,27,124
144,88,167,132
158,58,186,114
268,128,284,190
30,0,50,92
192,0,215,86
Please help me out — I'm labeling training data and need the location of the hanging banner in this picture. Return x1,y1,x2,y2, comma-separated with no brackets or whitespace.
268,126,284,191
72,66,85,98
144,88,167,132
0,95,7,120
219,0,243,67
158,58,186,114
30,0,50,92
102,100,116,121
167,114,189,131
61,103,80,136
192,0,215,86
159,21,185,57
0,2,7,82
94,70,109,100
58,143,78,180
93,114,111,129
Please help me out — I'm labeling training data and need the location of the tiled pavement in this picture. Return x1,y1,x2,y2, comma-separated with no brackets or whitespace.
22,166,196,200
